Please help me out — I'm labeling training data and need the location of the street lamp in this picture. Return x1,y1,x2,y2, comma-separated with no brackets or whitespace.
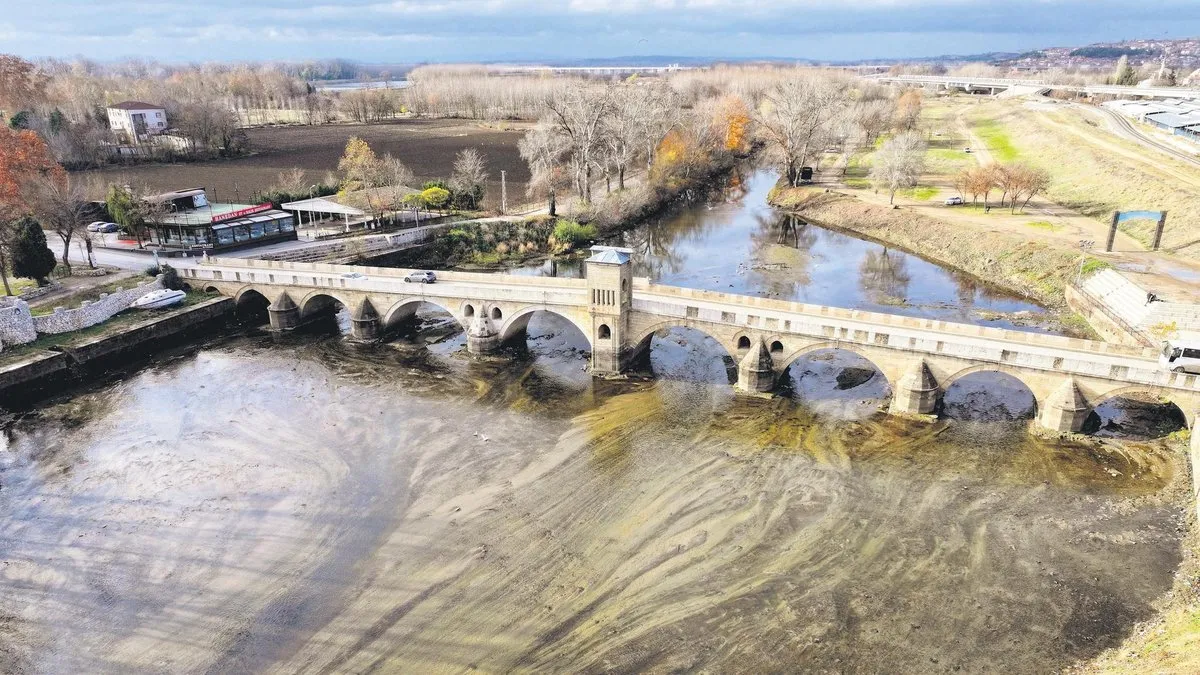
1077,239,1095,284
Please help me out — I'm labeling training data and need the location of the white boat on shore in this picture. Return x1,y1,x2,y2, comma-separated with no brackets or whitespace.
131,289,186,310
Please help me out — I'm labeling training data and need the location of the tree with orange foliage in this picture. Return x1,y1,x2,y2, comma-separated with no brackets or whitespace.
0,127,63,293
651,129,708,185
0,55,47,116
0,127,64,209
894,89,923,131
716,95,751,154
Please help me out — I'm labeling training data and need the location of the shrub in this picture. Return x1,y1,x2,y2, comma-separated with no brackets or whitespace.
145,263,184,290
420,187,451,210
551,219,598,250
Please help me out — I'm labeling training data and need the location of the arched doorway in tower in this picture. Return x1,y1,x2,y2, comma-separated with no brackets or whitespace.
777,347,890,420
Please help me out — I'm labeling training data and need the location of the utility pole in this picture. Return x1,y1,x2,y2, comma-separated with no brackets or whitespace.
500,170,507,215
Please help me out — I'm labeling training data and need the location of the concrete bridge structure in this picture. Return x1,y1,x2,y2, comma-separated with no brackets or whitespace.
181,248,1200,435
867,74,1200,99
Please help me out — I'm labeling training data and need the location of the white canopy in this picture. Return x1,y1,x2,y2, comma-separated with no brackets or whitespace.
280,197,365,217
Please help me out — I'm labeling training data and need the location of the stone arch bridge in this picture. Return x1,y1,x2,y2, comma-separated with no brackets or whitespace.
182,248,1200,436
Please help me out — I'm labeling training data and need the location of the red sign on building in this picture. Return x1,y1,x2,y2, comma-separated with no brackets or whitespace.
211,203,273,224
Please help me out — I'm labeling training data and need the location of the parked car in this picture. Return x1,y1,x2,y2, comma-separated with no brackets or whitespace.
99,222,119,233
963,147,973,154
404,271,437,284
1160,339,1200,373
86,221,118,232
944,196,965,206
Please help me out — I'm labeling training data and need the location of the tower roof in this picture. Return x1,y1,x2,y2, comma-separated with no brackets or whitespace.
587,246,632,265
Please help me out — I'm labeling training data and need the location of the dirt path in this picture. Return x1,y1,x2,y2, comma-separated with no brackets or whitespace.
816,100,1200,304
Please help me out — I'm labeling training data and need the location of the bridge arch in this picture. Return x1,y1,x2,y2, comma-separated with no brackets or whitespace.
232,287,271,321
298,290,354,319
498,307,592,350
940,364,1039,421
632,320,739,360
234,285,273,307
777,341,894,390
381,297,465,331
1088,385,1195,429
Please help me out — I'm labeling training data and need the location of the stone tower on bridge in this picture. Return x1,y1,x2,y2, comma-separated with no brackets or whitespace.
586,246,634,376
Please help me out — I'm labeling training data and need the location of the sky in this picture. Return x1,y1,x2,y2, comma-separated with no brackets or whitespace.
3,0,1200,64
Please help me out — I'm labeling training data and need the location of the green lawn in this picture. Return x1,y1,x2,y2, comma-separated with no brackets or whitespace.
899,185,939,201
971,119,1020,162
925,147,973,174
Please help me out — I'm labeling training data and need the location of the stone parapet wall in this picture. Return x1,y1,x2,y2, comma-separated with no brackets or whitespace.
0,297,38,350
33,276,164,335
17,281,61,302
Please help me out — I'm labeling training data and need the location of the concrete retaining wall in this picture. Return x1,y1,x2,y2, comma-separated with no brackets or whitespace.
63,297,231,369
33,276,164,335
0,297,233,410
1065,284,1149,347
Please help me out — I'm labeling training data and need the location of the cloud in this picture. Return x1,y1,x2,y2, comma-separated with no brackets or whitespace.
1,0,1199,62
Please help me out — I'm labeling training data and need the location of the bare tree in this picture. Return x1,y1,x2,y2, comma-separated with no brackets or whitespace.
869,131,927,204
276,167,308,194
756,76,848,186
543,84,615,202
26,174,92,270
518,122,569,216
450,148,488,210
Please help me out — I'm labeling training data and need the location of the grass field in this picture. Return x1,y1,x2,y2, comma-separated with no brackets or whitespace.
971,118,1020,162
78,119,532,210
959,98,1200,259
898,185,939,200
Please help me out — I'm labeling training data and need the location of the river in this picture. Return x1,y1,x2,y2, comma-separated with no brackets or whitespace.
0,169,1189,673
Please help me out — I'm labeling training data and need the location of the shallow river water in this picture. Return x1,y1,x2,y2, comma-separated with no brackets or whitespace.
0,170,1190,673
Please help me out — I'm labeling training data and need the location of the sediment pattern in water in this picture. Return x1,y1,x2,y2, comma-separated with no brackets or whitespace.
0,332,1186,674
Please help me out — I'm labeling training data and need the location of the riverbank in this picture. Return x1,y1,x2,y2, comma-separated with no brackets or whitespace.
1070,433,1199,674
0,297,233,410
387,155,742,270
768,185,1098,331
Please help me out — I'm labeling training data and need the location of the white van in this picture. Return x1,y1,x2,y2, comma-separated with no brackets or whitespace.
1160,339,1200,373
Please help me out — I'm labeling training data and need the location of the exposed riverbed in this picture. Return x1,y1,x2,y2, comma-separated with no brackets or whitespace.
0,168,1191,673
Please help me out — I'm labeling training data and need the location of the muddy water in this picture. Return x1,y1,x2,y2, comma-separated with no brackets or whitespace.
0,323,1188,674
0,167,1190,673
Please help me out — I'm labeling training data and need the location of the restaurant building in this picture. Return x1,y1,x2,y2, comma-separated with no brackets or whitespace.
144,188,297,250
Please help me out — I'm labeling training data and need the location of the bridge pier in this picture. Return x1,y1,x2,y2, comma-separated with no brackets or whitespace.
267,292,300,331
1038,378,1092,433
736,338,776,394
890,360,940,415
350,299,381,342
467,314,502,354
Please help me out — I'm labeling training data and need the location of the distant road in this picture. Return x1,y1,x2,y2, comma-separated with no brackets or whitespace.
867,74,1200,99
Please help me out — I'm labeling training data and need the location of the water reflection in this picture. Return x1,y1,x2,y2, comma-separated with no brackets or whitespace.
506,168,1054,332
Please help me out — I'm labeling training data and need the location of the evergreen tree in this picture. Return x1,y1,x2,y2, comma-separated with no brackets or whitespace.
1113,56,1138,86
10,216,57,286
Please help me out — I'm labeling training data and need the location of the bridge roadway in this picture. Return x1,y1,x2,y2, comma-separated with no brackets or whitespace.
868,74,1200,99
181,254,1200,435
